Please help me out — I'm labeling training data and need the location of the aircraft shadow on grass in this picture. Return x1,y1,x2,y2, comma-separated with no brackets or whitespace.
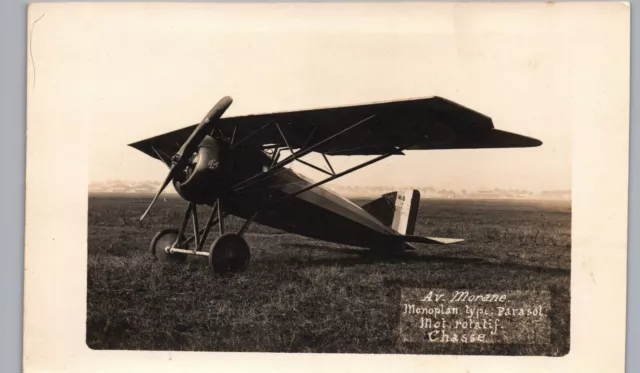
273,243,570,277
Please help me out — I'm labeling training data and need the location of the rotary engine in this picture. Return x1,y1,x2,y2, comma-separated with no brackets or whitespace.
173,135,226,205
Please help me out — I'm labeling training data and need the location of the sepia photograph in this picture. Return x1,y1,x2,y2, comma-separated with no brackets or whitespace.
82,3,570,356
23,2,629,372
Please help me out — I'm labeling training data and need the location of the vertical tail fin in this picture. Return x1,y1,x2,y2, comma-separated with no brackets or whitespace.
362,189,421,235
391,189,421,235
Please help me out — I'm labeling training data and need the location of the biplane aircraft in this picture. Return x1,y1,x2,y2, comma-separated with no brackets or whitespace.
129,96,542,276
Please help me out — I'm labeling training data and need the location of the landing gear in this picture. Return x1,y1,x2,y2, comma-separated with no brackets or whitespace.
209,233,251,275
148,199,255,277
150,228,188,261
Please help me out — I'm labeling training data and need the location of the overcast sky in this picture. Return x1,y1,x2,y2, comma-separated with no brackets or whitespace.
29,3,590,191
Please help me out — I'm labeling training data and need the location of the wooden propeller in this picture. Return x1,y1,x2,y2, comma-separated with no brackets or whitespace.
140,96,233,221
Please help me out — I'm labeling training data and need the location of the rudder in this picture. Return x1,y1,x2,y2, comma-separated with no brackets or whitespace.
362,189,421,235
391,189,420,235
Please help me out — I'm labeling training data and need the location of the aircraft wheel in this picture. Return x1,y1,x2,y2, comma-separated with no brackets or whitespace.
209,233,250,276
150,228,188,262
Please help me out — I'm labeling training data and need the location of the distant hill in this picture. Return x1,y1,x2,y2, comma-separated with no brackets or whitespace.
89,180,571,201
325,185,570,201
89,180,169,194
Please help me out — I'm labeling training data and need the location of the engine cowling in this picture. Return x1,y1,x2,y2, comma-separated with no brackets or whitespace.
173,135,225,204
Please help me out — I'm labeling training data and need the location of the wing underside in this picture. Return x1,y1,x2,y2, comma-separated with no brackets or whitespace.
128,96,542,160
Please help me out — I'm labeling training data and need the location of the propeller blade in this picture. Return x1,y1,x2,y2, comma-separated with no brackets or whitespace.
177,96,233,160
140,164,177,221
140,96,233,221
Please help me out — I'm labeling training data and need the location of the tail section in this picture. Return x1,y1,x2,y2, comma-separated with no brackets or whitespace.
362,189,464,247
361,189,420,235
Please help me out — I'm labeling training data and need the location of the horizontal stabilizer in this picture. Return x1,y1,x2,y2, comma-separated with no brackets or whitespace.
401,235,465,245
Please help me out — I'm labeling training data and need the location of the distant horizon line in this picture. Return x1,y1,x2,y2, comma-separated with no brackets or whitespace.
88,180,571,193
87,190,572,202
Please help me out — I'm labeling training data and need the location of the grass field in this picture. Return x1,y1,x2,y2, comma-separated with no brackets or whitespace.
86,194,571,355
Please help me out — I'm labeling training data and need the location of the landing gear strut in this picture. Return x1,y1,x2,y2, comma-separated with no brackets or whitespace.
149,199,255,276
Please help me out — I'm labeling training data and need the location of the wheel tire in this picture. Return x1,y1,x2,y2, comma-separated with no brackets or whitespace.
209,233,251,276
150,228,188,262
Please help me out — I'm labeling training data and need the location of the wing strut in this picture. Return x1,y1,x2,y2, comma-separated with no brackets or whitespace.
295,158,333,176
230,114,377,192
274,122,334,176
321,153,336,175
275,144,410,201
